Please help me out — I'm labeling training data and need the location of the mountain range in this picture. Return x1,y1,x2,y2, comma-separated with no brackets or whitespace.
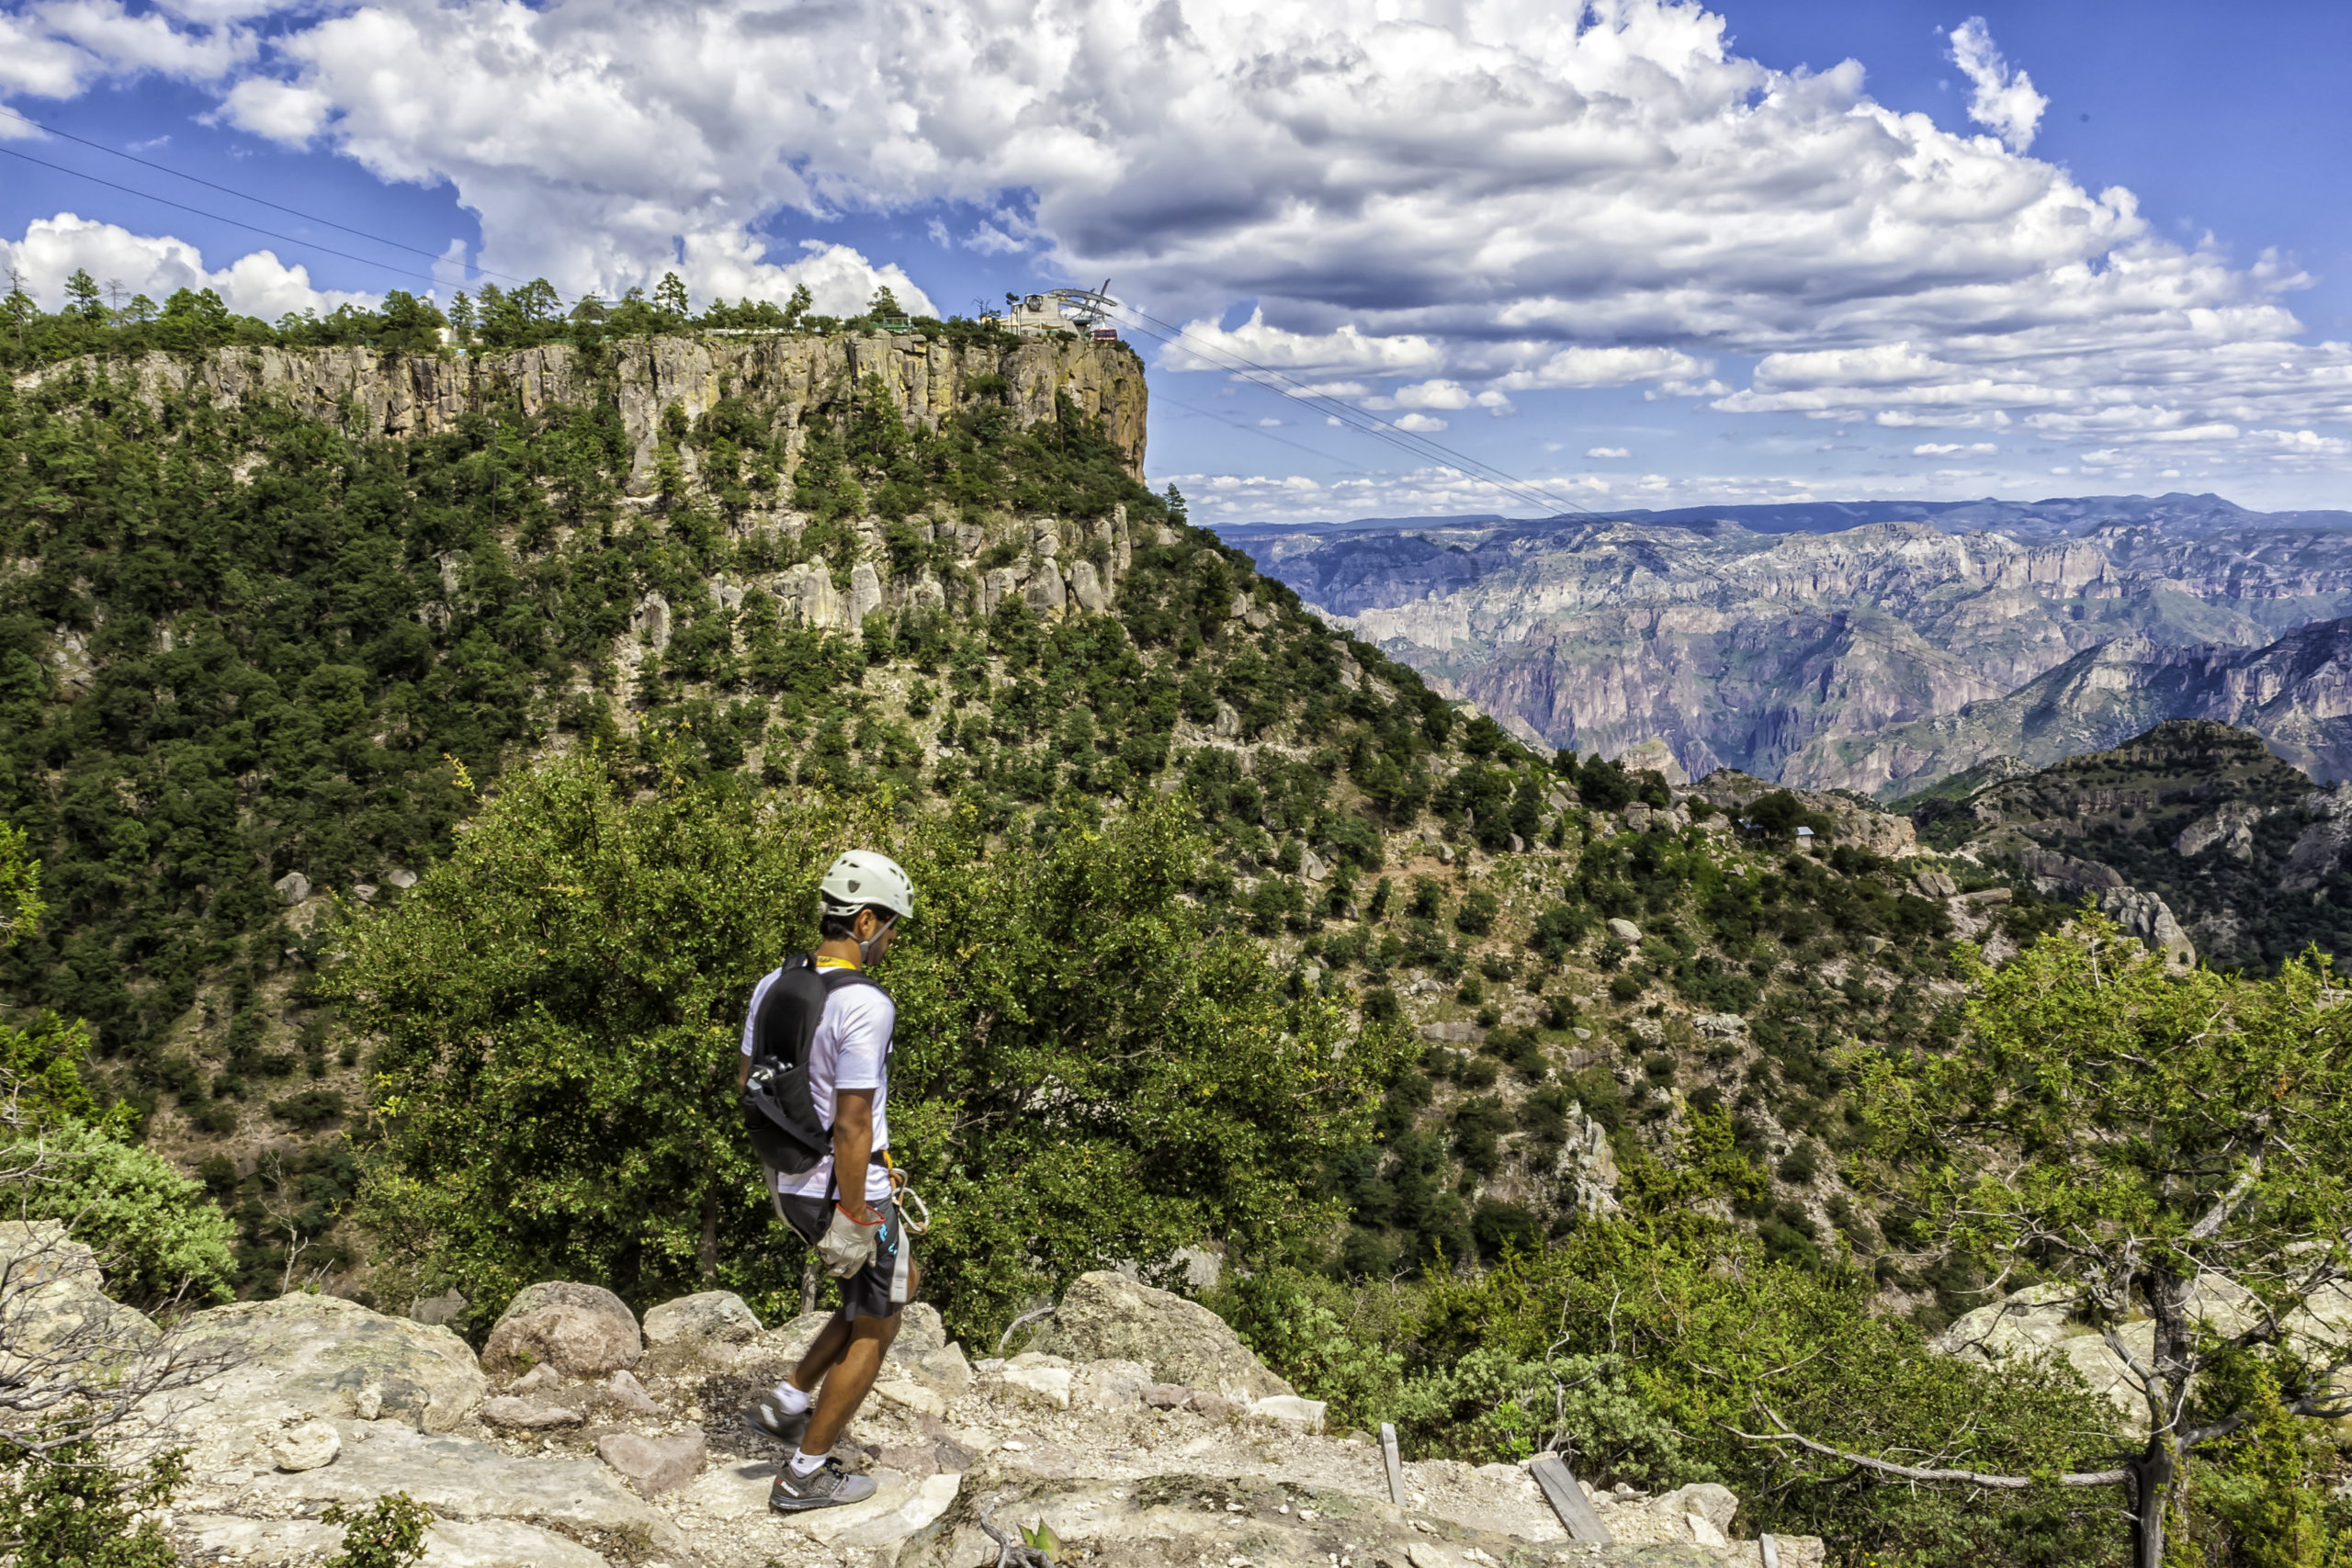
1216,495,2352,795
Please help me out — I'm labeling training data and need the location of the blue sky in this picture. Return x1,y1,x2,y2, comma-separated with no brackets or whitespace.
6,0,2350,519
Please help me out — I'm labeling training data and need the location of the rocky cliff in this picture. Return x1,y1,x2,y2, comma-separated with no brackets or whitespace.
15,330,1148,491
1227,509,2352,791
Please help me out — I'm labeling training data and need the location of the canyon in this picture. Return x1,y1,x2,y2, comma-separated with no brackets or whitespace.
1221,498,2352,795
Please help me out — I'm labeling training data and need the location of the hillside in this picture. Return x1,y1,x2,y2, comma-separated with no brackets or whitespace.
1910,719,2352,970
0,321,2024,1314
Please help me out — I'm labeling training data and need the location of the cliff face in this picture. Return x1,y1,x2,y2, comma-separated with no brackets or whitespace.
14,332,1148,490
1235,513,2352,791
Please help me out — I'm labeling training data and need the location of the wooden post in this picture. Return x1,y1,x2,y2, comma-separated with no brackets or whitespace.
1528,1453,1614,1546
1379,1423,1406,1506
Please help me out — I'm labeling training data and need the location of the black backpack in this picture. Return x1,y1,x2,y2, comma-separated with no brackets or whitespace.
741,955,887,1174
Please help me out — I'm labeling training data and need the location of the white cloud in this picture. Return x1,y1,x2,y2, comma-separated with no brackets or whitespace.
6,0,2346,481
1949,18,2047,153
0,211,369,318
1392,412,1449,433
1585,446,1631,458
1912,441,1997,456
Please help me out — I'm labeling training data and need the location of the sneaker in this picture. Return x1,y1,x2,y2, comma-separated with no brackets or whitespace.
744,1394,810,1448
768,1456,877,1512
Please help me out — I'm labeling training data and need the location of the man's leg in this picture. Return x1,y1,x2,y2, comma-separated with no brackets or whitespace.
799,1307,903,1455
787,1311,854,1394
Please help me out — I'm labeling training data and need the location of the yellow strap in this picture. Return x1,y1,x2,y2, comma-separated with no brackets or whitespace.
815,957,858,970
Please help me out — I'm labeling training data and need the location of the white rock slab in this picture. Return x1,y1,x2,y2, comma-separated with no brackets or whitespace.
178,1514,610,1568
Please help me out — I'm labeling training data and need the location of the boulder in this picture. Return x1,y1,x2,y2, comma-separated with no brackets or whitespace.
272,872,311,906
482,1281,641,1378
407,1288,467,1328
1691,1013,1746,1038
1030,1271,1295,1402
595,1427,706,1496
1076,1358,1154,1412
154,1293,485,1468
271,1419,340,1472
603,1368,662,1414
477,1396,582,1430
1249,1393,1328,1432
1001,1352,1075,1408
641,1290,761,1348
1605,918,1643,944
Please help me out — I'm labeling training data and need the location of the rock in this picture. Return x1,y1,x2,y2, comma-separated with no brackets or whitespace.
1692,1012,1746,1037
875,1377,946,1416
1031,1270,1295,1402
382,867,418,890
1619,738,1688,786
630,591,671,652
175,1515,611,1568
1957,886,2012,906
848,562,886,624
1249,1393,1328,1431
1141,1382,1192,1408
482,1282,641,1378
1650,1482,1739,1533
1213,701,1241,739
603,1368,662,1414
1299,847,1329,883
477,1396,582,1430
2098,886,2199,970
1076,1358,1154,1412
0,1220,99,1286
511,1361,560,1393
1001,1352,1075,1408
1605,918,1643,944
227,1420,689,1556
640,1290,761,1348
1187,1392,1238,1420
351,884,378,903
271,1420,340,1472
408,1288,467,1327
595,1427,706,1496
935,1436,977,1471
1069,558,1109,614
272,871,311,906
1913,870,1958,899
155,1293,486,1466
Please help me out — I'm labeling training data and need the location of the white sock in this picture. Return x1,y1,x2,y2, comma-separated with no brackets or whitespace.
790,1449,828,1477
772,1382,811,1415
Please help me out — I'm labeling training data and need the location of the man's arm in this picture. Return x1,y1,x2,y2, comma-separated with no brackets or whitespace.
831,1089,879,1224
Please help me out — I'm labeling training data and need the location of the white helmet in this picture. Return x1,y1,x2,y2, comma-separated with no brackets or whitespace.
820,851,914,920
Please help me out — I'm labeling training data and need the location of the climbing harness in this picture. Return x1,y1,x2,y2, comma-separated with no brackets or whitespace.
880,1148,930,1235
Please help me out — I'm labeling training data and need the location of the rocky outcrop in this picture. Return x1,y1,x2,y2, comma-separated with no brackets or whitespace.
138,1275,1816,1566
1684,772,1920,858
17,331,1148,490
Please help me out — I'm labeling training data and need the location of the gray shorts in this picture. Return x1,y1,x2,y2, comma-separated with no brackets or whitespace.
772,1189,913,1322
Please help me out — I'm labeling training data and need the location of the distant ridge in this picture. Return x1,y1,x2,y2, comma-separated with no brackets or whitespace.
1216,491,2352,543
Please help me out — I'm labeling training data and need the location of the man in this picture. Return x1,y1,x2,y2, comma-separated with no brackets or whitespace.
738,850,919,1512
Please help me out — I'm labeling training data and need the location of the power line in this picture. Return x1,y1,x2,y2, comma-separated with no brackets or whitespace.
0,105,540,291
0,143,478,299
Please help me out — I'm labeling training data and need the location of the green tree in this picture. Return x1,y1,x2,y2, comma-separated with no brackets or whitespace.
0,818,43,951
868,284,901,318
331,755,1403,1337
62,269,103,321
652,272,690,320
1811,917,2352,1567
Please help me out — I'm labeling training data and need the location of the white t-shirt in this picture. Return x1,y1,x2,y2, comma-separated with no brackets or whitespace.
741,962,895,1202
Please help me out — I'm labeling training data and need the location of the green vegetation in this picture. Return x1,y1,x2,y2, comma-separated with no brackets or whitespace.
332,758,1402,1340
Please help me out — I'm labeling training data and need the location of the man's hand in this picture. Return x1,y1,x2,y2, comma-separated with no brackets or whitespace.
832,1089,879,1225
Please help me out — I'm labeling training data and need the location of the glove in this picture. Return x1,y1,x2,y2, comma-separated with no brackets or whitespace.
818,1203,882,1278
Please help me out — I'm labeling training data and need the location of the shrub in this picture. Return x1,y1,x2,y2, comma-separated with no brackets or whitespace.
6,1122,236,1306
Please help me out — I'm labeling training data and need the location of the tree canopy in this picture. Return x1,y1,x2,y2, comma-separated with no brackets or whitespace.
329,753,1408,1338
